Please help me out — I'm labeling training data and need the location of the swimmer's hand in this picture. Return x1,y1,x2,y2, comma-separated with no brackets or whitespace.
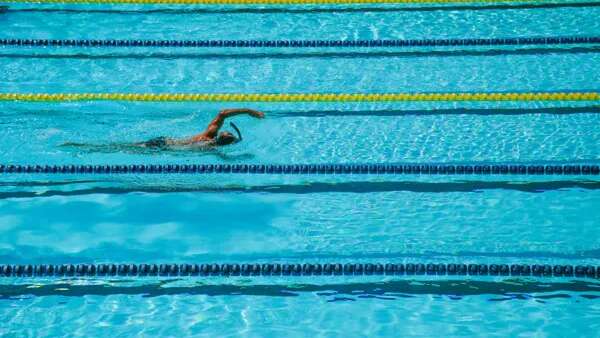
221,108,265,119
250,110,265,119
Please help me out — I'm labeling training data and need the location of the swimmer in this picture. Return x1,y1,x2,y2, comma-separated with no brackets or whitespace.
136,108,265,149
61,108,265,155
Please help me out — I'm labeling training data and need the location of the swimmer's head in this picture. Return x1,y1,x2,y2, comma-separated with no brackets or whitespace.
216,131,237,146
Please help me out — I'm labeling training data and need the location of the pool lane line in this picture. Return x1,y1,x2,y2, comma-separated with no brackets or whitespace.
1,92,599,102
5,1,600,13
1,163,599,175
1,36,599,48
1,262,599,279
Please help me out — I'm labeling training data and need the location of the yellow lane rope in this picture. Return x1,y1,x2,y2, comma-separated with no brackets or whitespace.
0,0,583,5
0,92,598,102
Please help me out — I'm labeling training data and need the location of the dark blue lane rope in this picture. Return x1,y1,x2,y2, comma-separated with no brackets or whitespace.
1,36,599,48
1,163,599,176
1,263,598,279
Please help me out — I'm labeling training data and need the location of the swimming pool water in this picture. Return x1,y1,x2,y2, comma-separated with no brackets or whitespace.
1,3,600,337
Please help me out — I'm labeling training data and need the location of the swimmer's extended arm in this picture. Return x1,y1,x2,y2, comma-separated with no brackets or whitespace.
203,109,265,138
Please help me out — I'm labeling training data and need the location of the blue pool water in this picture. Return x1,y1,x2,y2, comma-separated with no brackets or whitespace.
1,3,600,336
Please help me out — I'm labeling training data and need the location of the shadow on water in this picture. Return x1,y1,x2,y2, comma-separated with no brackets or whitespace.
270,106,600,117
1,279,599,301
7,106,600,118
4,1,600,14
1,47,599,60
0,179,101,187
0,180,599,200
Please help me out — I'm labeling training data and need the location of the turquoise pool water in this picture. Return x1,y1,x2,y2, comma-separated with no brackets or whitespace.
1,3,600,337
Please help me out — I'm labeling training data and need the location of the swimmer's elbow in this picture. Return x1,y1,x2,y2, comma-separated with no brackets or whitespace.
219,109,233,117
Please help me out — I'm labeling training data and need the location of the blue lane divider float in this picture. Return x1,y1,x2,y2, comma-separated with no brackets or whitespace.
1,36,599,48
1,263,598,279
0,163,599,176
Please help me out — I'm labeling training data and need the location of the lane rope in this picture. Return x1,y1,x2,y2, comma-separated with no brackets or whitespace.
1,92,599,102
1,262,598,279
1,37,599,48
0,0,593,5
1,163,599,175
